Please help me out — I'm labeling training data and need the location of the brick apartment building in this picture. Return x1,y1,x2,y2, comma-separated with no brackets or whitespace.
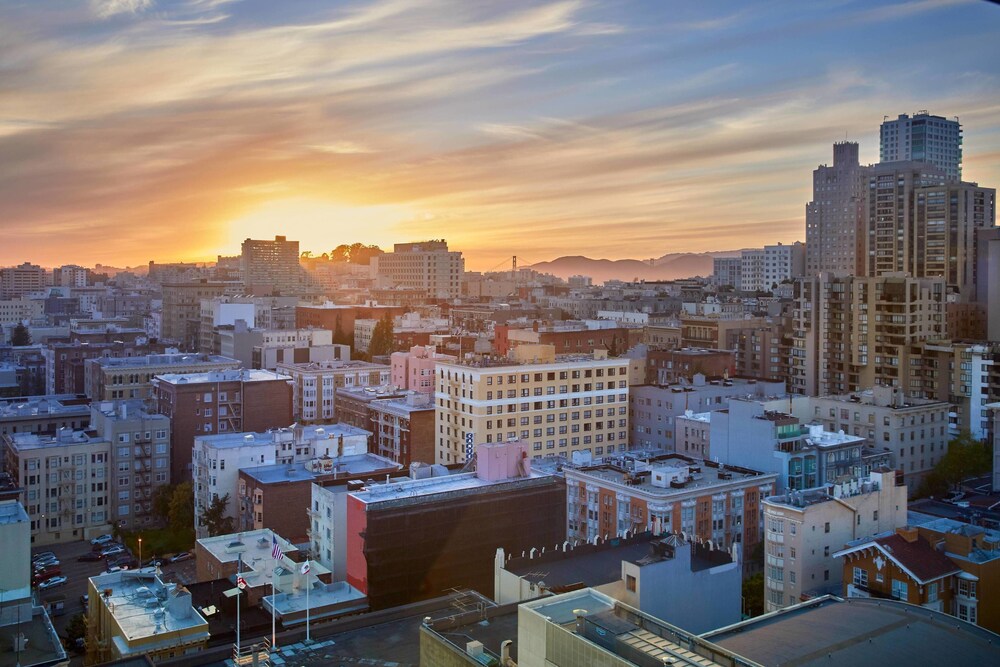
153,369,293,482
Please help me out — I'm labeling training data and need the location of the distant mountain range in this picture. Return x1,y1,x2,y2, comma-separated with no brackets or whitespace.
527,250,746,283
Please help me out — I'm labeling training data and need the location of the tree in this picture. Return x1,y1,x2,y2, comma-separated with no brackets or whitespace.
200,493,235,536
916,431,992,498
742,573,764,618
168,481,194,534
152,484,174,519
332,314,352,347
329,243,384,265
64,612,87,653
11,322,32,346
369,313,395,358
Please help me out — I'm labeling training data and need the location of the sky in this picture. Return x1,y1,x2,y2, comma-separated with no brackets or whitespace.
1,0,998,271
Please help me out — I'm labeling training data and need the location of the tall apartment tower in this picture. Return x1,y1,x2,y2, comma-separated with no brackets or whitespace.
864,161,947,278
805,142,870,276
370,240,464,299
241,235,302,296
791,274,946,397
880,112,962,181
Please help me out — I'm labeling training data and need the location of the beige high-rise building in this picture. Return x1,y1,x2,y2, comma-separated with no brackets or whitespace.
0,262,48,299
762,469,907,613
791,274,945,397
806,142,870,277
370,240,464,299
161,279,228,345
435,345,630,464
241,235,304,296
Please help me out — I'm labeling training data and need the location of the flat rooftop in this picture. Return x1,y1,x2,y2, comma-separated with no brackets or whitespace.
569,457,770,496
196,529,312,588
0,394,91,419
0,606,67,667
239,455,401,485
350,468,556,507
194,423,371,449
0,500,29,526
92,353,238,368
276,360,389,372
89,570,208,646
704,596,1000,666
7,429,107,451
154,369,290,384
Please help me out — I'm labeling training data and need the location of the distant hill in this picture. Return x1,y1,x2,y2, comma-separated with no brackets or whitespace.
528,250,745,283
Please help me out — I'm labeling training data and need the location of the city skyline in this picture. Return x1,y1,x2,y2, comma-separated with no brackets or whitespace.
1,0,999,271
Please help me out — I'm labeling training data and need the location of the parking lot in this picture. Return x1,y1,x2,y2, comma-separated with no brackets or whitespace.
31,539,198,642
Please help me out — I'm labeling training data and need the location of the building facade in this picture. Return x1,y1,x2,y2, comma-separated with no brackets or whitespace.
880,112,962,181
370,240,464,299
277,360,391,424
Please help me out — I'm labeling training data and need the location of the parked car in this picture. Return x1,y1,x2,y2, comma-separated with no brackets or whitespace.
34,557,59,570
170,552,192,563
77,552,103,562
38,576,68,590
101,545,126,557
90,534,114,546
33,568,62,585
109,556,137,569
105,565,128,574
32,551,57,563
143,557,167,568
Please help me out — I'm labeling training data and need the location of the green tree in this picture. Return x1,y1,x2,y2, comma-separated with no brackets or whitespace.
64,612,87,653
742,573,764,618
329,243,383,265
369,313,395,357
332,314,352,346
152,484,174,519
200,493,235,536
11,322,32,346
168,481,194,534
916,431,992,498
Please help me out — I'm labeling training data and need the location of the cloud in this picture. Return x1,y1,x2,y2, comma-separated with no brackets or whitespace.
90,0,154,19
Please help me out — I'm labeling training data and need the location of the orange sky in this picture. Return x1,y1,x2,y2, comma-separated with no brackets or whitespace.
1,1,998,271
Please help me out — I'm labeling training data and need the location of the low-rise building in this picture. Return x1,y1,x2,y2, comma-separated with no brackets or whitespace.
192,423,370,537
762,469,907,613
153,368,293,483
645,348,735,385
86,570,209,664
85,352,240,402
564,452,776,573
674,411,711,458
495,533,740,634
390,345,455,393
336,385,436,465
0,394,91,438
277,360,390,424
0,500,66,667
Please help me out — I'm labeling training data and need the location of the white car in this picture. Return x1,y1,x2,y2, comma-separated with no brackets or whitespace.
101,545,126,557
38,576,68,590
91,534,114,546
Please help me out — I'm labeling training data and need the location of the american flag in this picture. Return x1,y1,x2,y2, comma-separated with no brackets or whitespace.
271,535,283,560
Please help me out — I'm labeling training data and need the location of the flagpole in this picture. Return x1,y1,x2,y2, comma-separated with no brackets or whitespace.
271,578,277,651
236,554,241,661
305,559,311,643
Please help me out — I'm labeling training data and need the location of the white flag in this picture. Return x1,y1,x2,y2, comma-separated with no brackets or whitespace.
300,561,310,575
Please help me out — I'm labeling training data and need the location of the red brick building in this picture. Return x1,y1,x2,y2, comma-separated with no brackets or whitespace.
153,369,293,482
335,387,436,465
494,322,643,357
646,348,735,386
295,303,409,340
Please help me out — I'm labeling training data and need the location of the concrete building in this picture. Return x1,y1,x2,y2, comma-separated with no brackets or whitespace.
197,298,255,353
192,423,370,537
739,243,804,293
0,263,48,299
390,345,455,393
85,352,240,402
740,249,765,293
0,500,66,667
0,394,91,438
435,345,630,464
863,161,948,277
294,302,408,342
791,274,946,397
0,298,44,327
160,280,228,345
805,387,950,489
493,320,643,357
335,386,436,465
710,399,888,493
277,360,390,424
564,452,776,573
762,469,907,612
251,328,345,370
880,111,962,181
806,142,870,277
338,440,566,609
241,235,303,296
89,401,172,531
910,340,1000,439
495,533,741,634
2,429,111,545
630,375,785,452
86,570,209,664
153,368,293,483
236,453,401,541
370,240,464,299
675,411,711,458
645,348,735,386
977,227,1000,341
712,257,742,289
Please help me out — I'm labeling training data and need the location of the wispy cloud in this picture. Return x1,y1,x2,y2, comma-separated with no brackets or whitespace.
91,0,154,19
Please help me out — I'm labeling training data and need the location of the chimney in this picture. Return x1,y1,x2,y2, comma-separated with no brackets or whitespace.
896,526,919,543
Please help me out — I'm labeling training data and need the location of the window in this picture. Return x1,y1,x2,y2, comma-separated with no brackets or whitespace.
852,567,868,588
824,522,830,533
891,579,908,600
958,579,977,599
626,575,636,592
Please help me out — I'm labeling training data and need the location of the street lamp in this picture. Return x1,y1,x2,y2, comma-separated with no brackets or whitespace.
138,537,142,569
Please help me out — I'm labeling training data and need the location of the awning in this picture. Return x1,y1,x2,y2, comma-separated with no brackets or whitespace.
223,587,242,598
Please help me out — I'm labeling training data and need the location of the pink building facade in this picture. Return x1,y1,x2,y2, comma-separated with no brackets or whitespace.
390,345,455,393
